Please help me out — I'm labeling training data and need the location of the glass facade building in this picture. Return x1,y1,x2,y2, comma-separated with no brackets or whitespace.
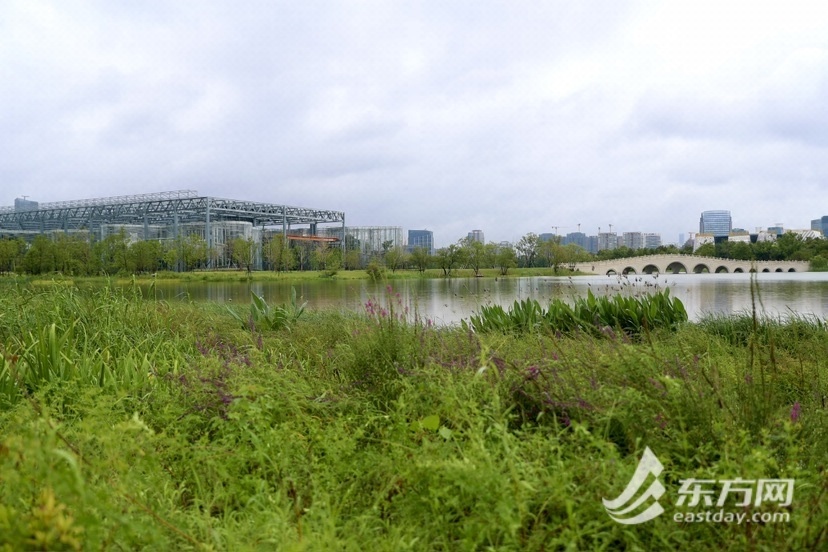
407,229,434,255
699,210,732,237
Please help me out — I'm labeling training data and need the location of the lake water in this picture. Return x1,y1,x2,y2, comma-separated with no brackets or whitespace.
144,272,828,325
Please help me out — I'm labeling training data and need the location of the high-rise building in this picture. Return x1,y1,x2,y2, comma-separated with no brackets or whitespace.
699,210,732,237
811,216,828,236
563,232,588,250
597,232,617,251
14,198,39,211
622,232,644,250
407,229,434,255
644,233,662,249
467,229,484,243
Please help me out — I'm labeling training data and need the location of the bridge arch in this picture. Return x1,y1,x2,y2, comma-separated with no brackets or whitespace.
762,268,770,272
693,264,710,274
642,264,659,274
734,268,744,273
788,268,796,272
666,262,687,274
622,266,637,275
775,268,783,272
606,269,618,276
715,266,729,273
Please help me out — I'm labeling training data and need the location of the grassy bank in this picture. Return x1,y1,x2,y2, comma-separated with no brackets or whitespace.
0,284,825,550
2,266,585,286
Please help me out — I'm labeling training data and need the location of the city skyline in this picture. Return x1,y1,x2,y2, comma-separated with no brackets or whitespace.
3,191,822,251
3,3,828,248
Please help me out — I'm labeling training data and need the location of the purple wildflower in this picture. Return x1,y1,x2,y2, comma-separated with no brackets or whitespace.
790,402,801,423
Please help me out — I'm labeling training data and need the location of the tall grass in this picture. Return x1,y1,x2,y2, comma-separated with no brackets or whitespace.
0,281,825,550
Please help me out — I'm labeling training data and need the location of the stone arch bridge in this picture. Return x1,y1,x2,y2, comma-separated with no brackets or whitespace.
572,254,809,276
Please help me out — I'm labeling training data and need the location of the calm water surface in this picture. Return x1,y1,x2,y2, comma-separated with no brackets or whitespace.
146,272,828,325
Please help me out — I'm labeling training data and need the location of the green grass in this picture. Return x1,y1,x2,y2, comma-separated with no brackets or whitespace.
2,266,585,286
0,283,825,550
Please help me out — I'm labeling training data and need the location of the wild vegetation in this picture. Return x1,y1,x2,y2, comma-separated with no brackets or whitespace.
0,281,825,550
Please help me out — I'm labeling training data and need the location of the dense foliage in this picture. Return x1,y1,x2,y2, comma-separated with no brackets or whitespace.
0,282,825,550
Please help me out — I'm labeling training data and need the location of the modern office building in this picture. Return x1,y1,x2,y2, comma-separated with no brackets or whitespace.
407,229,434,255
811,216,828,236
699,210,732,237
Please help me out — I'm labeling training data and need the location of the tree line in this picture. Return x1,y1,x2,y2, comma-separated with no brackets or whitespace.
2,230,826,276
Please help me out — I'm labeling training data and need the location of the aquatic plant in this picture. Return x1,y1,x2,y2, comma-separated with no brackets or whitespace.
464,289,688,337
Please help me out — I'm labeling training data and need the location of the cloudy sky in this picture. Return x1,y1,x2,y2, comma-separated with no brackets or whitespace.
3,1,828,247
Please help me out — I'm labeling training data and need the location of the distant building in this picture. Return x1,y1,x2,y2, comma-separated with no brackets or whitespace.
786,228,823,240
622,232,644,250
563,232,589,251
644,233,662,249
678,233,685,247
767,226,784,236
597,232,617,251
699,210,732,237
322,226,403,261
14,198,38,211
467,229,484,243
693,233,715,252
538,233,556,242
812,216,828,236
407,229,434,255
583,235,597,254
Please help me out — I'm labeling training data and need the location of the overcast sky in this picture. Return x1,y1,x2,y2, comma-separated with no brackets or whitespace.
3,1,828,247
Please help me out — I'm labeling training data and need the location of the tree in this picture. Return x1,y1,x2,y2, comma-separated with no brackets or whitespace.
810,254,828,271
230,237,256,273
130,240,162,273
264,234,297,272
538,237,568,272
516,233,539,268
94,228,133,274
178,234,209,271
409,246,431,273
495,244,517,275
313,243,340,273
22,235,57,274
729,242,753,261
694,243,716,257
384,246,408,273
776,233,804,259
50,234,94,275
344,249,362,270
435,244,464,276
0,238,25,274
460,238,492,277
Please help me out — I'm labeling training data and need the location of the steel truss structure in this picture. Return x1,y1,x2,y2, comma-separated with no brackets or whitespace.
0,190,346,258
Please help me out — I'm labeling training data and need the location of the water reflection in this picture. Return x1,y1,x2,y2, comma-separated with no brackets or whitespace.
142,272,828,325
